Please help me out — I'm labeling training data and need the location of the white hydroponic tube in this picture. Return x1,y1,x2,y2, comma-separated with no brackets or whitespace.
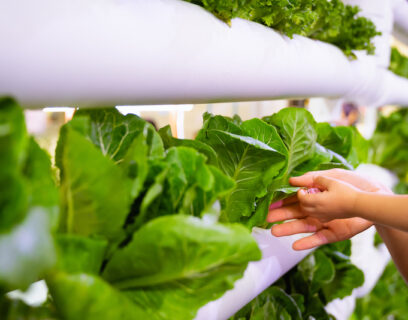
195,229,313,320
1,0,408,108
392,0,408,43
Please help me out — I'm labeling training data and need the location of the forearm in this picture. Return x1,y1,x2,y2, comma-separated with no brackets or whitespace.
376,224,408,284
353,192,408,232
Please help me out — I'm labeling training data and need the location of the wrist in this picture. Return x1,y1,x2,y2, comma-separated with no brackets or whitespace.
345,189,362,218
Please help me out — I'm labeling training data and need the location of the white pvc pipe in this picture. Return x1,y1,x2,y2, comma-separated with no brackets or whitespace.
195,229,312,320
1,0,408,108
393,0,408,43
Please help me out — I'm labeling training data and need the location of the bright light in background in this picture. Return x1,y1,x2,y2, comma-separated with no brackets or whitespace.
7,280,48,307
116,105,194,139
116,104,193,115
43,107,76,121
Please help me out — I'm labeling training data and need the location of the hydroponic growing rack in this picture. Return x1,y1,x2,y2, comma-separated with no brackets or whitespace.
1,0,408,319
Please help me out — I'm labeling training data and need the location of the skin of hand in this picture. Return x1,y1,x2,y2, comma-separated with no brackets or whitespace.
267,169,391,250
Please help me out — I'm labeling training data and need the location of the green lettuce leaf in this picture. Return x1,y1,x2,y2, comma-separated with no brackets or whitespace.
264,107,317,177
0,98,57,289
103,215,261,320
47,272,149,320
55,234,107,275
197,114,286,223
0,296,58,320
57,128,132,243
73,108,164,162
159,125,218,165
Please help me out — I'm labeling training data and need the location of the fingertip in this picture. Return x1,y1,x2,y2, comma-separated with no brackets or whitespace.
297,188,307,198
271,225,280,236
292,241,304,251
292,240,313,251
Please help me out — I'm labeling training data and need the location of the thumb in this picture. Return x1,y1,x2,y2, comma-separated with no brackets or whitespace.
297,188,322,206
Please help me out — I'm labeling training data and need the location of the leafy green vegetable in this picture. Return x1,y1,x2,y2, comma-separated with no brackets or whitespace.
183,0,380,56
264,107,317,176
42,107,258,320
2,100,368,320
104,215,261,320
196,114,286,224
231,286,303,320
390,47,408,79
232,240,362,319
353,262,408,320
72,108,164,163
0,295,58,320
57,127,132,243
159,125,218,165
0,98,57,290
55,234,107,275
47,272,150,320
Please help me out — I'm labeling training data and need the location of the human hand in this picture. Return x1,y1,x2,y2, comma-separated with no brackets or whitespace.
290,175,361,222
266,169,391,250
267,200,372,250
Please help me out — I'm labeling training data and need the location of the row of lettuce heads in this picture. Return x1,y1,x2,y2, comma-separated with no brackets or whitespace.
1,96,374,320
182,0,380,56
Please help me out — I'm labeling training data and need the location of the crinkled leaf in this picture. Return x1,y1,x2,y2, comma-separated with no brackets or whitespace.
73,108,164,162
264,107,317,177
159,125,218,165
197,115,285,222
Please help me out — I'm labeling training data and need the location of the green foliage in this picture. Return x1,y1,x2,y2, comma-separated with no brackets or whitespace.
183,0,380,56
389,48,408,79
2,101,368,319
0,98,57,290
353,262,408,320
45,108,259,320
0,296,58,320
196,114,286,224
197,108,365,229
369,108,408,180
231,240,363,319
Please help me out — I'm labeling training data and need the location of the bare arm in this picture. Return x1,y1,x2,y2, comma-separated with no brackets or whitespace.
376,224,408,284
355,193,408,233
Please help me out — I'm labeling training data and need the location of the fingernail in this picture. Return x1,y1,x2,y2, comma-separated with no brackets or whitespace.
269,200,283,210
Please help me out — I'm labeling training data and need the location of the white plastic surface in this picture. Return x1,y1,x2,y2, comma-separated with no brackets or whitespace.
393,0,408,42
1,0,408,108
195,228,313,320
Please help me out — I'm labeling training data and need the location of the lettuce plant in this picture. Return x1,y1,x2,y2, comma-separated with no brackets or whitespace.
182,0,380,56
0,99,369,319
